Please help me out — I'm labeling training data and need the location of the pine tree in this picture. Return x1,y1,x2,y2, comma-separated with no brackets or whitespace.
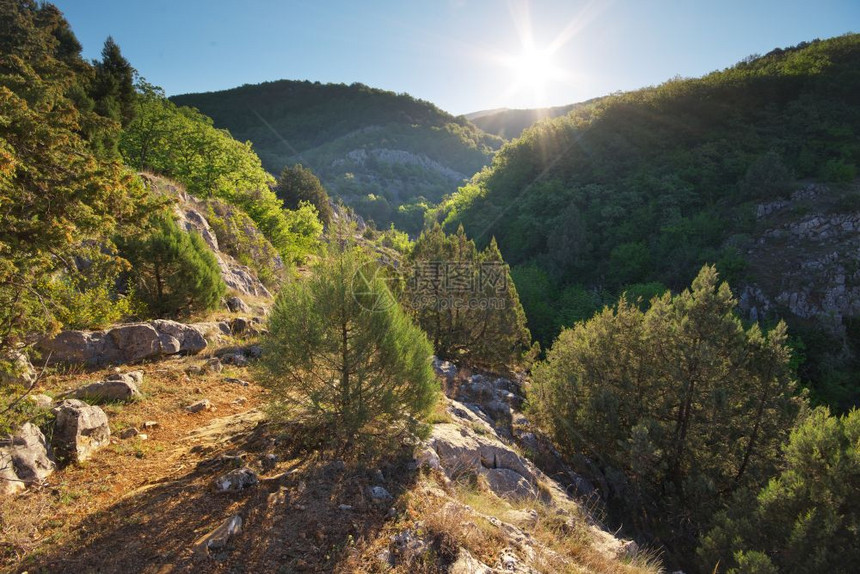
405,224,531,372
91,36,136,127
117,215,225,317
259,244,437,451
530,265,801,554
698,407,860,573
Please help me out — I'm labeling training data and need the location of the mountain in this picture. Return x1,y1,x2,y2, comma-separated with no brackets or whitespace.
467,102,586,139
442,34,860,409
171,81,502,233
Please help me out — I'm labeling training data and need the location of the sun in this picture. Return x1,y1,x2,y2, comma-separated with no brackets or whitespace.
510,46,560,89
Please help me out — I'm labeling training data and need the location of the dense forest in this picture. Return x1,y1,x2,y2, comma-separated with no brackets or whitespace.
172,81,502,233
443,33,860,410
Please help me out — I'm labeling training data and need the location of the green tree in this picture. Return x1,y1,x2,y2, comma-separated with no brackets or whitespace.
90,36,136,127
117,215,225,318
0,0,149,349
274,164,333,226
698,406,860,574
530,265,801,556
259,243,437,451
405,224,531,372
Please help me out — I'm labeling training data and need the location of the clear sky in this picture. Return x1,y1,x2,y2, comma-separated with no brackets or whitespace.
53,0,858,116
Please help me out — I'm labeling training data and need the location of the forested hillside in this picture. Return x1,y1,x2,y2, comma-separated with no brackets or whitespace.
172,81,502,233
443,34,860,409
467,102,583,139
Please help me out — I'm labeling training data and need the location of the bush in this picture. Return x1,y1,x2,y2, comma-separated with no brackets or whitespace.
259,243,437,452
118,215,226,318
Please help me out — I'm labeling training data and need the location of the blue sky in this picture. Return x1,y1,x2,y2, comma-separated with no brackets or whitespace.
53,0,858,115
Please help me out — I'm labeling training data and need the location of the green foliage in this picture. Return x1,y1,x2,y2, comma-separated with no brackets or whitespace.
120,84,322,263
117,215,225,318
530,266,802,558
170,80,502,228
0,0,150,348
698,407,860,573
274,164,333,225
206,199,284,287
259,242,437,451
445,34,860,409
405,224,531,373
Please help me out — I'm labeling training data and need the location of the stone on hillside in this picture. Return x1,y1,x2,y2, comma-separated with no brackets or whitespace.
119,427,139,439
71,378,141,402
483,468,538,500
193,514,243,556
151,320,208,354
107,323,162,362
0,351,36,385
230,317,251,336
186,399,212,413
38,330,118,366
28,394,54,409
0,423,55,496
414,445,441,471
369,485,392,503
53,399,110,463
450,548,493,574
226,296,250,313
432,357,457,383
205,358,223,373
220,353,248,367
214,467,258,493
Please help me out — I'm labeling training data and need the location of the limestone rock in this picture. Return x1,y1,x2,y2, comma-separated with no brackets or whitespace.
450,548,493,574
484,468,538,500
28,394,54,409
0,423,55,496
186,399,212,413
52,399,110,463
193,514,243,556
150,320,208,354
71,377,141,402
108,323,162,362
0,351,36,385
369,485,392,503
214,467,258,493
226,296,250,313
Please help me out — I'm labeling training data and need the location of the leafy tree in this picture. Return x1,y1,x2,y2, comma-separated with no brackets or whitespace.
259,243,437,451
117,215,225,318
698,406,860,574
274,163,333,225
530,265,802,558
0,0,149,348
405,224,531,372
120,86,321,263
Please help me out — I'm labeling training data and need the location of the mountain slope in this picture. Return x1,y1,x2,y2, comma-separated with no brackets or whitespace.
443,34,860,409
467,102,585,139
171,81,502,232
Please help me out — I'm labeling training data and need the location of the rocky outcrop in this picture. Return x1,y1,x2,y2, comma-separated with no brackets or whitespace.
39,321,208,366
52,399,111,463
213,468,258,493
193,515,243,557
173,193,274,298
69,372,143,403
0,423,55,496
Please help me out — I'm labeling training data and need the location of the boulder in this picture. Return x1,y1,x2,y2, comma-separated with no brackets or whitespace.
0,351,36,385
150,320,208,354
450,548,493,574
186,399,212,413
0,423,55,496
214,467,258,493
225,296,250,313
414,445,441,471
369,485,392,503
38,330,118,365
432,357,458,383
71,376,141,402
107,323,162,362
52,399,110,463
483,468,537,500
28,394,54,409
193,514,243,556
